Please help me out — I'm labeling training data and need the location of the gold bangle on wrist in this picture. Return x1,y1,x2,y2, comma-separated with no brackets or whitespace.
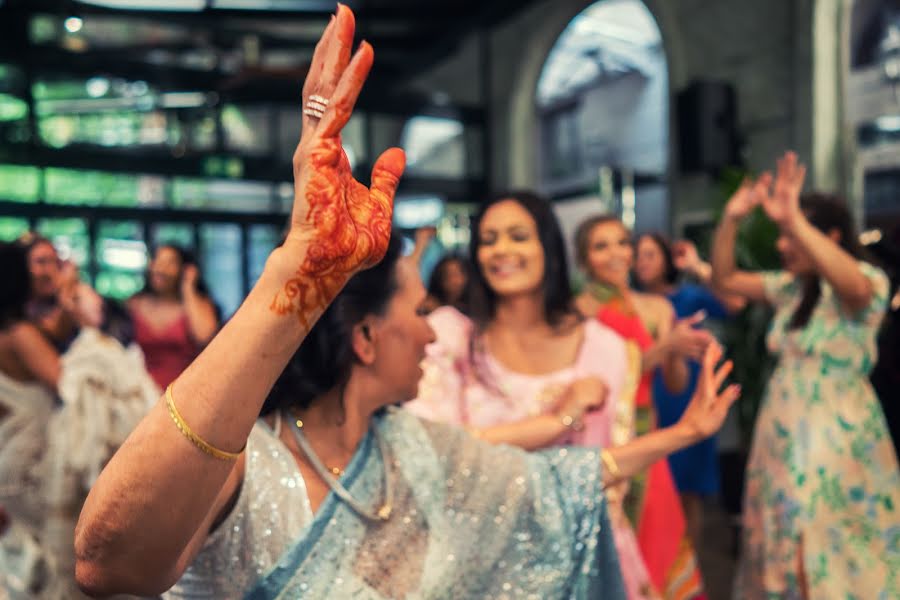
600,449,620,479
166,384,243,461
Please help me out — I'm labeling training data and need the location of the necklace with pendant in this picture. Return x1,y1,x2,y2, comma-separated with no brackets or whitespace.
289,416,393,522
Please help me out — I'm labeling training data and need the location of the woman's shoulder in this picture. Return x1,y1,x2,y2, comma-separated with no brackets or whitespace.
582,318,627,349
126,293,148,313
7,320,47,345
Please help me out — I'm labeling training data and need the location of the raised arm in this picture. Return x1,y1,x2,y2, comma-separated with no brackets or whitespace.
180,264,219,345
711,177,768,302
644,300,688,392
409,226,436,266
758,152,874,313
74,8,405,596
603,343,739,485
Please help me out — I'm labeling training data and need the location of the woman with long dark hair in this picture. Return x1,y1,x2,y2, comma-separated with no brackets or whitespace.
711,151,899,598
632,232,745,548
73,9,739,598
409,191,677,599
128,244,219,389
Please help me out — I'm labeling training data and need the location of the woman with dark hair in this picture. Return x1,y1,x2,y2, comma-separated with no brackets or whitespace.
633,233,745,547
408,191,666,598
711,152,899,598
572,215,715,598
0,242,154,598
73,9,739,599
128,244,219,389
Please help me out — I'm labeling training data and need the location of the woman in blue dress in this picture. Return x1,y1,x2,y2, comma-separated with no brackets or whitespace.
72,8,740,599
633,233,745,547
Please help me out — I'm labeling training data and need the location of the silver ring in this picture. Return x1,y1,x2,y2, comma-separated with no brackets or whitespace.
303,95,329,118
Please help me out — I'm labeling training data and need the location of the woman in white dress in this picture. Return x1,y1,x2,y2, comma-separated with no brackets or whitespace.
0,241,157,599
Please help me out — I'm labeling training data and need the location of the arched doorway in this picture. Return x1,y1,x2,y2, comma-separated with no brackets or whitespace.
535,0,668,236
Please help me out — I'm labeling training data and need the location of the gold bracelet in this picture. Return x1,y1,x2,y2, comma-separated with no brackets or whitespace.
166,384,243,461
600,449,620,479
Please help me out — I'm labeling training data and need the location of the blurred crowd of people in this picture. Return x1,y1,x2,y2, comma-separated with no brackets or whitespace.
1,7,898,599
2,157,898,600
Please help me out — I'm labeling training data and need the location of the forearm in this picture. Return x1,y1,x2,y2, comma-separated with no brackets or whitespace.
182,290,218,344
641,341,686,393
790,218,872,310
75,244,340,589
605,423,697,485
660,351,688,393
711,217,739,288
475,414,569,451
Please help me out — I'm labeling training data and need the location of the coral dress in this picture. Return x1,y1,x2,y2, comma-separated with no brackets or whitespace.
594,294,705,600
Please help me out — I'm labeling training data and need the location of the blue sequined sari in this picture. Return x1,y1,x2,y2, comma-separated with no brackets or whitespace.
245,408,625,599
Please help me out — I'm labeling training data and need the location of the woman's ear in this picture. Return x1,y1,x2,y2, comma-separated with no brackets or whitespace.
351,320,376,365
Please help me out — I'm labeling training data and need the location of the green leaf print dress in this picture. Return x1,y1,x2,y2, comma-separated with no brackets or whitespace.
735,262,900,599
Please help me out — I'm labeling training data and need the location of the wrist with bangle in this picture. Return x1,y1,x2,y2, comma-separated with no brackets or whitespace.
166,383,244,461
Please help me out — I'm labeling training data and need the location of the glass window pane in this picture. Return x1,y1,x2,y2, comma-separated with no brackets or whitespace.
45,168,139,206
0,92,31,145
536,0,661,107
0,217,30,241
190,110,218,151
248,224,280,286
0,165,40,203
171,178,275,212
222,104,271,155
95,220,147,300
36,217,90,267
400,116,466,178
151,222,195,249
200,224,243,317
95,270,145,300
393,195,445,229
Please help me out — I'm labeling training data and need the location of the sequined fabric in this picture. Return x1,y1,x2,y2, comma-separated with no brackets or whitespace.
246,408,625,599
163,420,312,599
164,408,623,598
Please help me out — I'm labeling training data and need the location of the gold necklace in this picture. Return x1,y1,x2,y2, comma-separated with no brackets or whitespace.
289,416,393,522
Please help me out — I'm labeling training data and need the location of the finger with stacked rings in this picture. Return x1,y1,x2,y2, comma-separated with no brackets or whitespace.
303,94,329,119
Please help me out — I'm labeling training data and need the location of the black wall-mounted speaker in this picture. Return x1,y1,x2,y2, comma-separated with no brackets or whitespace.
676,80,741,174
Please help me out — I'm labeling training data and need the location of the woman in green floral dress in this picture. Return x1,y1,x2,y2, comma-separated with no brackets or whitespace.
711,151,899,599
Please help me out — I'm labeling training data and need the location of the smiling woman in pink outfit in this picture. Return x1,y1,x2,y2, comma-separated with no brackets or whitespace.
407,191,668,599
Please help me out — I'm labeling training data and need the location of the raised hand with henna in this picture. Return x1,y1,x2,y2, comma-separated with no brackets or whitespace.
272,6,406,326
